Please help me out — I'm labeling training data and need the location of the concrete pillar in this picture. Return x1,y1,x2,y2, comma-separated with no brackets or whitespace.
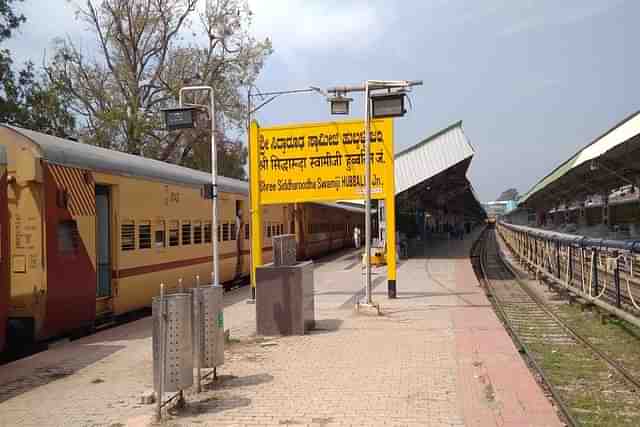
577,200,587,227
602,193,610,229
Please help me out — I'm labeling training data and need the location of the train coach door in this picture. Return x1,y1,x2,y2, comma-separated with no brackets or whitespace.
95,186,111,300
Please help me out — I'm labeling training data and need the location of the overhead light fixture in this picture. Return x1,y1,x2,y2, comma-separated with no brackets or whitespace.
590,160,599,171
371,92,406,118
328,94,352,115
163,107,197,130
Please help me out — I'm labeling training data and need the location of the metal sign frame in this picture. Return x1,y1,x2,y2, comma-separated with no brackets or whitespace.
249,118,397,300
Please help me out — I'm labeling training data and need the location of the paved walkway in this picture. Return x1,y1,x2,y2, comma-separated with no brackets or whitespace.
0,231,562,427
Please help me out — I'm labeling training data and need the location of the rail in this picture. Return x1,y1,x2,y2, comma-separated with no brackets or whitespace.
497,222,640,327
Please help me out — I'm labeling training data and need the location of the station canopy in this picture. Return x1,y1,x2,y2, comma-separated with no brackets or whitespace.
394,121,485,221
519,110,640,210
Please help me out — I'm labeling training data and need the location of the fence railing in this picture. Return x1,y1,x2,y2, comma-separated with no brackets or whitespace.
497,222,640,318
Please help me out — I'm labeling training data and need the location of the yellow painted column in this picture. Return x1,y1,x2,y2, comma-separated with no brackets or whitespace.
386,182,397,298
249,121,263,292
386,120,397,298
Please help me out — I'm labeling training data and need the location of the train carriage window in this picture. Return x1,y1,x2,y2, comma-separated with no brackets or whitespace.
245,223,250,240
154,221,166,248
182,221,192,245
217,225,221,242
204,222,212,243
194,221,202,244
58,220,80,255
139,221,151,249
222,223,230,241
230,222,237,241
169,221,179,247
121,221,135,251
267,223,272,238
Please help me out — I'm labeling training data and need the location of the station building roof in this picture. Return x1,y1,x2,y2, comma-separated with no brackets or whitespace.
394,121,485,220
519,110,640,210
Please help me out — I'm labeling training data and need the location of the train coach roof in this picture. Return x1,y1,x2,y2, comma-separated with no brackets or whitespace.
1,124,248,194
1,125,370,215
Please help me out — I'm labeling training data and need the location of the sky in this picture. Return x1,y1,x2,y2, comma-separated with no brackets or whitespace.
5,0,640,202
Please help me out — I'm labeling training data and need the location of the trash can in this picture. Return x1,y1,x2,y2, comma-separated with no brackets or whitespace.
152,292,193,393
192,285,224,369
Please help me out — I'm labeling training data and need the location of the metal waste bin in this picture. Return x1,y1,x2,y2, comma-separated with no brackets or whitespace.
152,292,193,393
192,286,224,369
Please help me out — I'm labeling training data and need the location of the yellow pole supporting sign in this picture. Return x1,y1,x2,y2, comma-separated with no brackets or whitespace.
386,122,397,298
249,121,263,292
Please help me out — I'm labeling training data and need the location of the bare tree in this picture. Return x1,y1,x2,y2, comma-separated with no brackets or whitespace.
48,0,271,177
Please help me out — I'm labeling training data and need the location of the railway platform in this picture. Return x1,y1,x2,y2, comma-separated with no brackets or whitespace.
0,231,562,427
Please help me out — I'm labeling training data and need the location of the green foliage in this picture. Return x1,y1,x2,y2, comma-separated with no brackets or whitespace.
0,0,25,43
0,0,75,137
47,0,271,176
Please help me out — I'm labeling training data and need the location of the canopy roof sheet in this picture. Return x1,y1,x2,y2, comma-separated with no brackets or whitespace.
395,121,475,195
394,121,485,219
520,111,640,208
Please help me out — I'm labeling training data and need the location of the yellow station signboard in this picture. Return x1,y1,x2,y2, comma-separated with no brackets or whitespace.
249,118,397,297
250,119,394,204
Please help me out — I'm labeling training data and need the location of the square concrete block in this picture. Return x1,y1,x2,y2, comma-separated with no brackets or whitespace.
255,261,314,336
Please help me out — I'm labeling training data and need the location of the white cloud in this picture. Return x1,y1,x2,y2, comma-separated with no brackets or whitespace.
500,2,623,37
5,1,86,65
247,0,382,54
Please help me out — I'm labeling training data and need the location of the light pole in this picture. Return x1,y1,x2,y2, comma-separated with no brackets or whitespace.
177,86,220,289
326,80,423,305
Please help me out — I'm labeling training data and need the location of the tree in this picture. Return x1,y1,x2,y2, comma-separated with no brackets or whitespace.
48,0,271,177
0,0,76,137
0,0,24,43
497,188,519,201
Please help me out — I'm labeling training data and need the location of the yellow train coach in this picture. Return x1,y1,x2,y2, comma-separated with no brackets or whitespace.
0,125,364,349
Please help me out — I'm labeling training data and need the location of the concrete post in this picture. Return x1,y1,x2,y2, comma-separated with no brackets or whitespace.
577,200,587,227
602,193,610,229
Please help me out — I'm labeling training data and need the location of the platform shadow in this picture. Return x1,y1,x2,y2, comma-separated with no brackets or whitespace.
206,373,273,390
308,318,343,335
172,394,251,417
0,343,125,404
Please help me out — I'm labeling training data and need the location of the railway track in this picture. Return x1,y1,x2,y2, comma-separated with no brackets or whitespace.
473,226,640,427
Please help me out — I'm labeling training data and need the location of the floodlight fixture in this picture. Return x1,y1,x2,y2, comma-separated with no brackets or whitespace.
163,107,197,130
329,94,352,115
371,92,406,118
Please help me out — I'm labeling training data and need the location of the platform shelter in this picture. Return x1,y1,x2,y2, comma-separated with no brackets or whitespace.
514,110,640,236
380,121,486,255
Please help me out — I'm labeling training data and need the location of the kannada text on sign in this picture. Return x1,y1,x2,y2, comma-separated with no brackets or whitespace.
252,119,394,204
